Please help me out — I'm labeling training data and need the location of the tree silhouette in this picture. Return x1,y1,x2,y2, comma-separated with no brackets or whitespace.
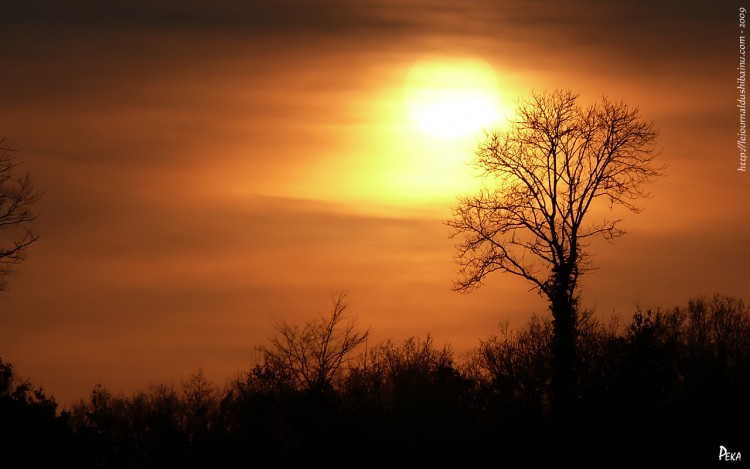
54,292,750,467
0,139,40,292
447,89,664,415
258,292,370,394
1,356,73,467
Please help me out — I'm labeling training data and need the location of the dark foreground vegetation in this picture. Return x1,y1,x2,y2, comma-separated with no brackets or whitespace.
2,293,749,468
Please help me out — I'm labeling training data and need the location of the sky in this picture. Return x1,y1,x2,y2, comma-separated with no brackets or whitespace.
0,0,748,408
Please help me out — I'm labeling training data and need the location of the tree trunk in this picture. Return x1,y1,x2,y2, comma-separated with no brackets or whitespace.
548,267,577,419
551,299,575,414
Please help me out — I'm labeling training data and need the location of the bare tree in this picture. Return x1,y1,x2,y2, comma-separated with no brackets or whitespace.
180,369,218,445
259,292,370,393
0,139,40,292
447,89,664,414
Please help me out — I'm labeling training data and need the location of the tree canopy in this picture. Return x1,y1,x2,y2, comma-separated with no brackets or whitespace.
447,89,664,413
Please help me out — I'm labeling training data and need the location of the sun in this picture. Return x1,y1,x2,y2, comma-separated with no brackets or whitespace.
404,55,506,140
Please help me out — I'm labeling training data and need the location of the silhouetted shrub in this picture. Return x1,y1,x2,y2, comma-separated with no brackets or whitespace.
463,314,553,418
8,292,749,468
340,335,474,460
0,356,75,468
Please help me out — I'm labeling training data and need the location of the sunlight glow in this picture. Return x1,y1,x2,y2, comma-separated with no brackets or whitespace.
231,55,515,216
405,56,506,140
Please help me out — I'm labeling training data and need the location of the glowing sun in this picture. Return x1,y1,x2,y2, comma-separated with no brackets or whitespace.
404,56,505,140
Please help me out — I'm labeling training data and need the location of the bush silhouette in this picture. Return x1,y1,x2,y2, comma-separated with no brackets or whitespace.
4,292,747,468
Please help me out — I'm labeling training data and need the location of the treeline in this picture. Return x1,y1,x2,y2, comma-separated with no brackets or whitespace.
3,293,750,468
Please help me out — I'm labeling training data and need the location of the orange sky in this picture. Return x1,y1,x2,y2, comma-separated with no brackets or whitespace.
0,0,748,408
